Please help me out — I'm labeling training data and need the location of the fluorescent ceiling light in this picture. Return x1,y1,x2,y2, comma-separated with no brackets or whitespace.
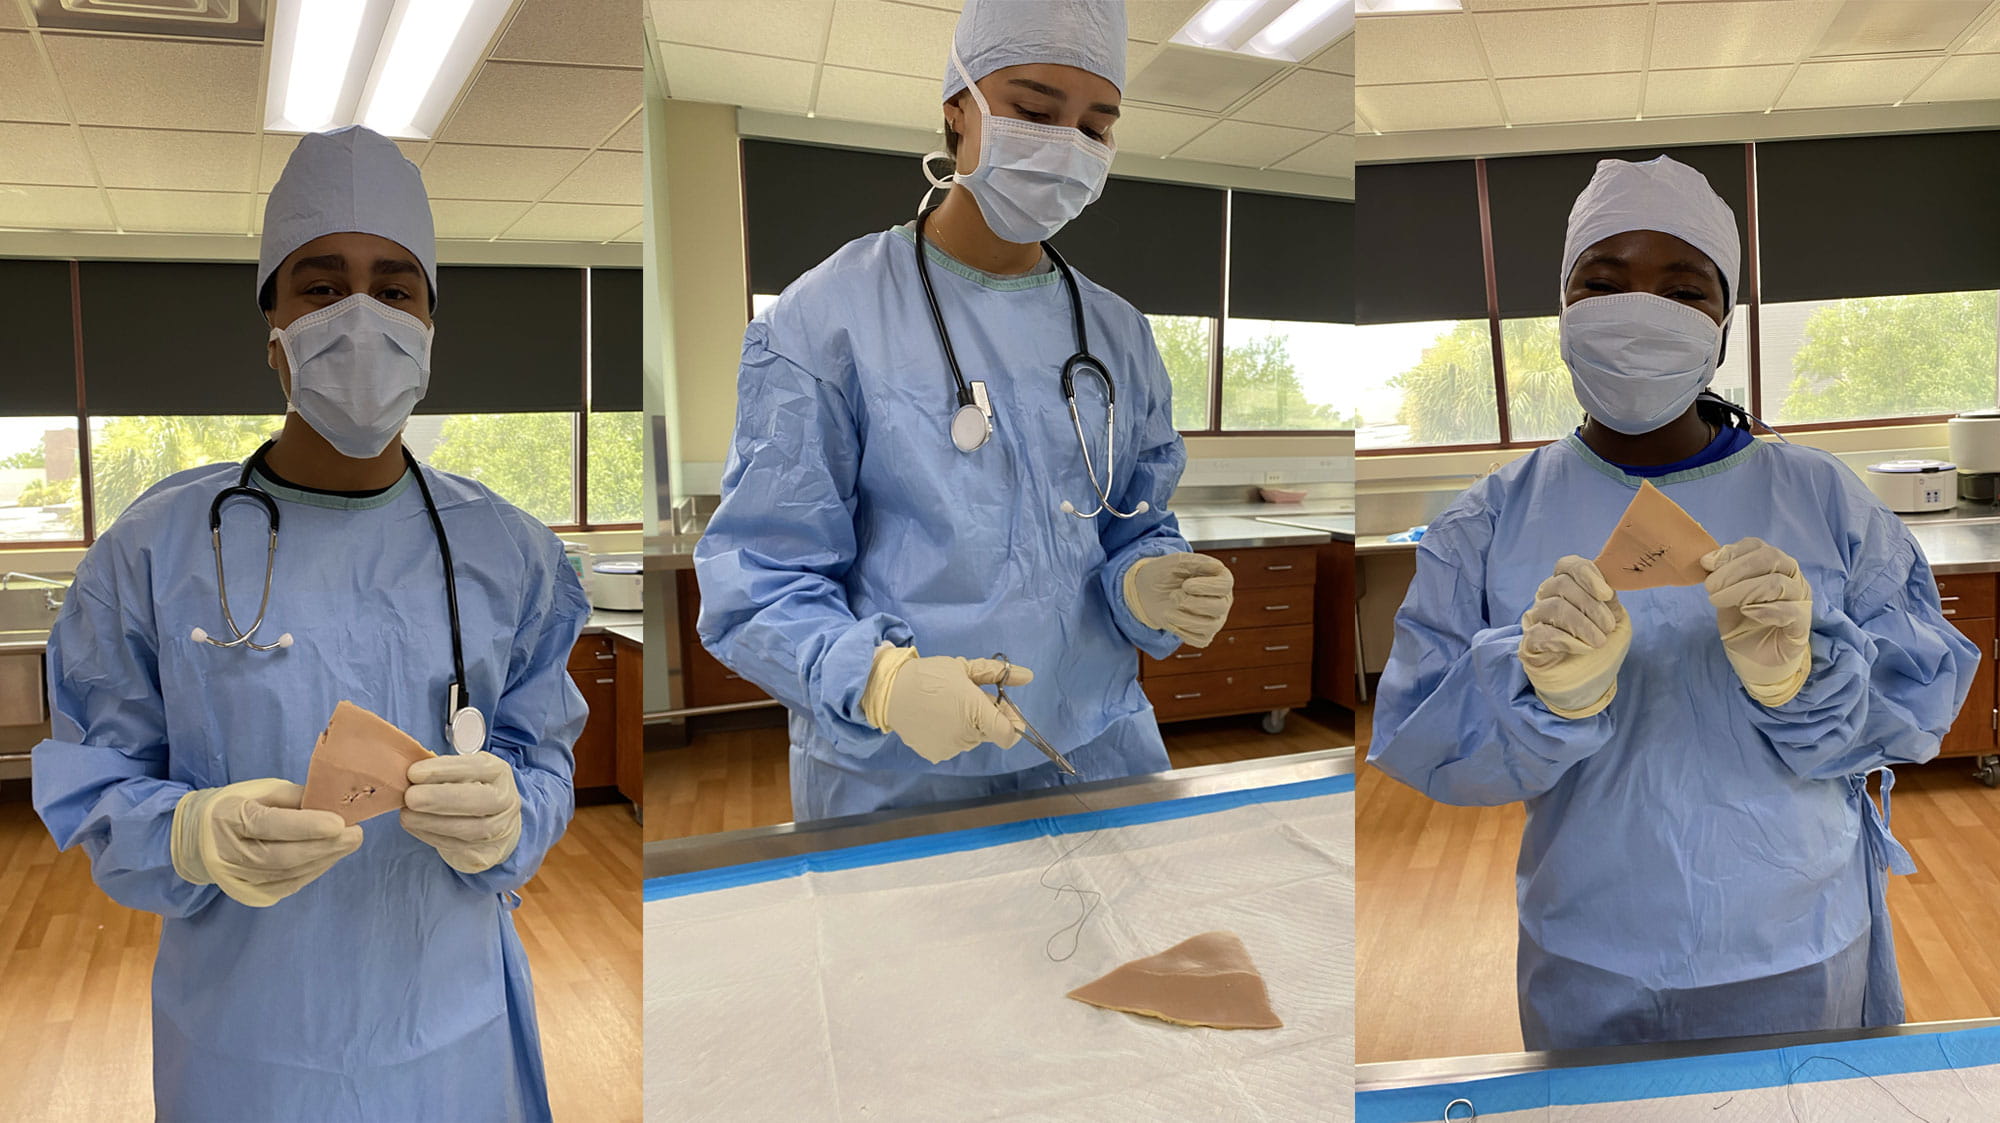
266,0,513,140
1172,0,1354,63
1355,0,1464,13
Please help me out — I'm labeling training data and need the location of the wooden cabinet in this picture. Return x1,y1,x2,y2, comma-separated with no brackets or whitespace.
568,635,620,788
1140,545,1315,726
676,571,773,708
1315,538,1357,708
1937,573,1996,761
614,636,644,806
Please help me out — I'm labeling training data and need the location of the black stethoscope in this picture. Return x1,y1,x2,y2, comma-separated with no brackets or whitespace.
914,206,1149,520
194,440,488,755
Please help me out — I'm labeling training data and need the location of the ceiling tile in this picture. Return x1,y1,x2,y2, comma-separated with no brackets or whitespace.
1356,13,1484,85
1109,106,1215,156
1463,0,1645,8
259,135,299,192
503,202,643,241
1475,6,1650,79
1775,57,1941,109
430,199,532,240
1356,80,1502,132
545,150,643,204
439,62,641,147
1966,11,2000,52
815,66,942,130
824,0,957,78
609,220,642,243
1498,72,1641,125
0,32,67,122
660,44,815,113
494,0,644,68
1171,120,1322,168
604,113,643,151
107,189,251,234
1909,54,2000,102
0,3,24,27
1235,69,1351,132
1306,33,1355,76
0,123,92,186
44,35,260,131
1126,0,1205,43
420,144,589,201
83,128,257,192
0,185,113,231
1651,1,1840,69
651,0,832,59
1272,133,1354,179
1643,64,1791,117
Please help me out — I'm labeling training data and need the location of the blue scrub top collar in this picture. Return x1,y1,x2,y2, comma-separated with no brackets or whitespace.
1562,430,1765,488
249,464,414,510
888,224,1062,292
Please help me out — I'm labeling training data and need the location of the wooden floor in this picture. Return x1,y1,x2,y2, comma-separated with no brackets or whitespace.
0,792,641,1122
1355,701,2000,1062
644,703,1358,843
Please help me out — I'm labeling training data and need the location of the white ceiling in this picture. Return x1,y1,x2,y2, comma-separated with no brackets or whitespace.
648,0,1357,182
0,0,644,245
1357,0,2000,136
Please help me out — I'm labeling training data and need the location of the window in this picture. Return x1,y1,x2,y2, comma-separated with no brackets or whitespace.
88,415,284,532
1352,320,1499,449
1146,314,1214,431
0,418,82,544
422,414,578,527
588,412,645,525
1220,319,1357,432
1760,291,2000,426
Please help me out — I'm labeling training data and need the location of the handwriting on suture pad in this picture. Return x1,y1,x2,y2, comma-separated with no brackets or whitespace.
1622,546,1671,574
340,786,380,805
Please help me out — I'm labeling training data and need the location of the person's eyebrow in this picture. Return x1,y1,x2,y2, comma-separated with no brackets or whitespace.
374,258,421,278
1662,259,1719,281
1574,250,1626,270
289,253,345,275
1003,77,1122,119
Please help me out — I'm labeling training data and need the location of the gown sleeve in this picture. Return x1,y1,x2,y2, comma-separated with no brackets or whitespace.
1737,511,1978,780
1098,319,1194,660
1367,516,1621,806
695,326,913,757
32,559,221,918
454,536,591,894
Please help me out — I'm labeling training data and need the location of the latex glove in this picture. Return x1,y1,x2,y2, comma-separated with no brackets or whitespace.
1701,537,1812,707
401,753,524,874
860,645,1029,764
1518,555,1632,719
1124,553,1235,648
170,777,363,908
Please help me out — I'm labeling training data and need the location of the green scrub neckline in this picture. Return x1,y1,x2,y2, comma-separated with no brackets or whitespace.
889,224,1061,292
1562,430,1765,488
249,466,414,510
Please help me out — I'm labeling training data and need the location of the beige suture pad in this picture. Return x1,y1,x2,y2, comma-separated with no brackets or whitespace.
1066,930,1283,1030
1593,480,1720,591
301,701,434,826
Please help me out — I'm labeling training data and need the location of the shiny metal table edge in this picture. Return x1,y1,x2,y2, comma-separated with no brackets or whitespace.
1356,1016,2000,1091
643,746,1355,880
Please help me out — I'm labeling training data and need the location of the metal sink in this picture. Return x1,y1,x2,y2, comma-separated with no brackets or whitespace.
0,628,51,646
0,581,68,633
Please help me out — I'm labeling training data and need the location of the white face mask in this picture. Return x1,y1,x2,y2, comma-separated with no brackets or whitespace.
922,44,1114,244
270,293,433,459
1560,291,1726,436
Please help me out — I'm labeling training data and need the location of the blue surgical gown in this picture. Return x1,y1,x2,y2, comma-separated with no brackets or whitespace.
695,226,1190,821
33,461,590,1121
1370,434,1977,1050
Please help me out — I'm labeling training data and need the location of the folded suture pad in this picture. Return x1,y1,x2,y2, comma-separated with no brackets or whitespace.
1066,931,1282,1029
300,701,435,826
1593,480,1720,591
643,779,1354,1122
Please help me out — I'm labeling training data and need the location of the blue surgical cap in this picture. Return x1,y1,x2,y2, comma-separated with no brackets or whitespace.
942,0,1127,103
1562,156,1741,313
259,125,438,308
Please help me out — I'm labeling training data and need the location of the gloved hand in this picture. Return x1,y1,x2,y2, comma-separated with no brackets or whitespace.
861,645,1029,764
401,753,524,874
1125,553,1235,648
171,777,363,907
1701,537,1812,707
1518,555,1631,719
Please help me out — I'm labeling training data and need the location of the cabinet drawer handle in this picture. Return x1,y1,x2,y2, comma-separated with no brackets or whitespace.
1264,604,1292,612
1261,683,1289,692
1173,652,1204,660
1263,644,1291,652
1945,609,1958,617
1266,564,1294,572
596,651,615,661
1940,596,1961,604
1173,692,1203,700
595,677,615,685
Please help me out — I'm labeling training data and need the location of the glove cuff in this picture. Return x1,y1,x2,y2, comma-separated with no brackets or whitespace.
1123,557,1161,630
861,643,920,732
1539,680,1617,720
170,788,218,886
1742,657,1809,708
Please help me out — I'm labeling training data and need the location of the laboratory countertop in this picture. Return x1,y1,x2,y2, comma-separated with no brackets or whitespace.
1356,1015,2000,1091
643,746,1353,880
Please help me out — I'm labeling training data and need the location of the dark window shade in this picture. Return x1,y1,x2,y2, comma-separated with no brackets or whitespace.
1355,161,1485,324
742,138,1228,317
1047,178,1225,317
589,268,641,412
0,258,79,416
1759,130,2000,303
1487,144,1749,319
1227,192,1352,323
79,262,276,415
423,266,585,413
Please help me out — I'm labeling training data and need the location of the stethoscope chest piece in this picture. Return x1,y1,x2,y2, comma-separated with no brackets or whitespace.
950,401,991,453
449,704,487,755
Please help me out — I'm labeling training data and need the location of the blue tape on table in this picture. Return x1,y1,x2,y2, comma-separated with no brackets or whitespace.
1357,1022,2000,1121
644,772,1354,902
